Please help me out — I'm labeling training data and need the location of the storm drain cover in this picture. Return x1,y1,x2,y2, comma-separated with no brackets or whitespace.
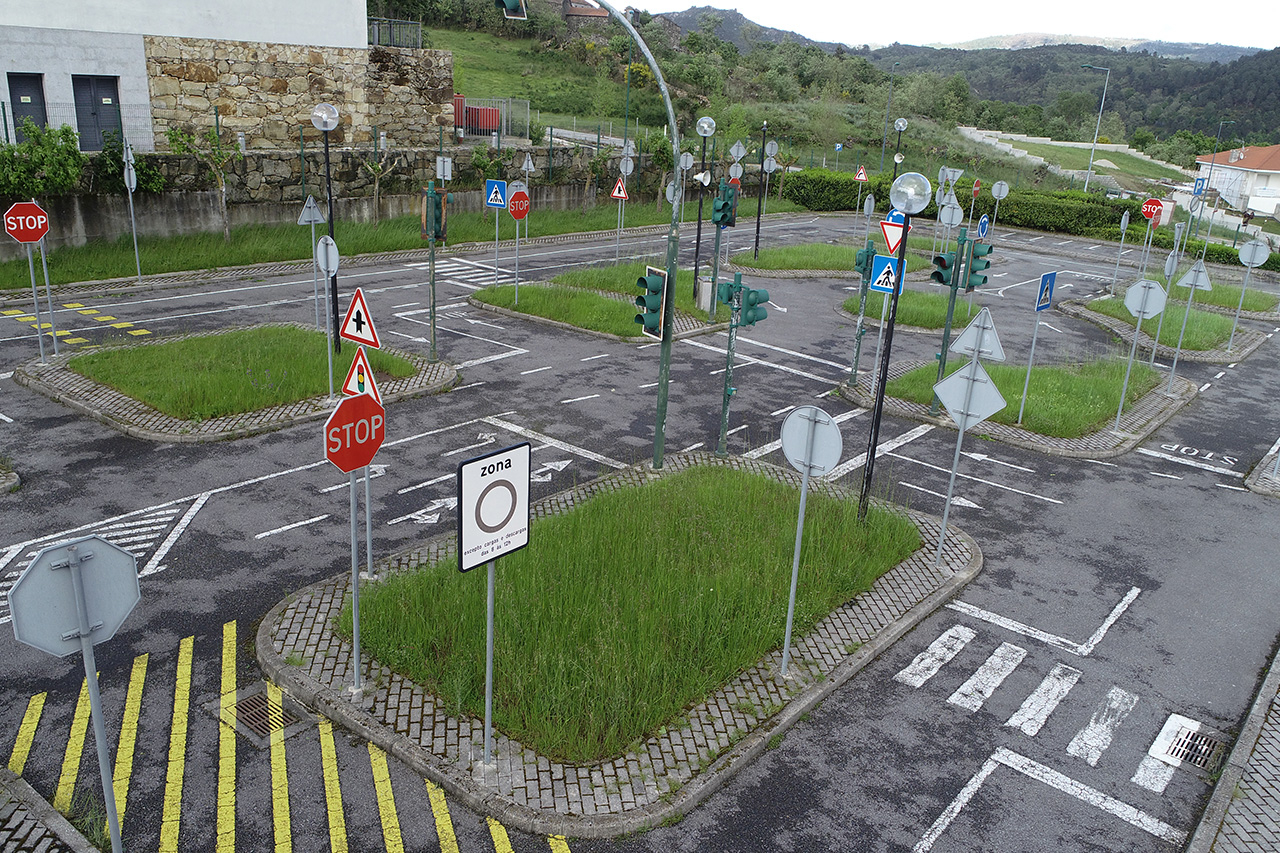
202,681,313,749
1149,713,1229,777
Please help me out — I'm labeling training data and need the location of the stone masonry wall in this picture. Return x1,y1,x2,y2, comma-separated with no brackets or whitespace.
144,36,453,152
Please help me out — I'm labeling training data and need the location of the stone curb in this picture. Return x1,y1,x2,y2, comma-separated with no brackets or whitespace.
0,472,18,493
257,455,983,839
837,362,1198,460
1185,654,1280,853
465,290,728,342
0,767,94,853
1243,446,1280,499
1058,299,1269,364
11,323,459,443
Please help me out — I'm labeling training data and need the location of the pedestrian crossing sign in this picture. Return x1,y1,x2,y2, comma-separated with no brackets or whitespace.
485,179,508,209
869,254,902,294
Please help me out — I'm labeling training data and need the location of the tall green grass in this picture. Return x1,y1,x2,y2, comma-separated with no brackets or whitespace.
473,284,646,337
342,466,920,764
1089,295,1234,350
843,288,980,329
736,238,931,273
69,327,414,419
885,358,1160,438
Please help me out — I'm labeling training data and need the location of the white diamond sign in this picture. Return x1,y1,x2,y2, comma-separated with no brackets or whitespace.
933,362,1007,432
949,307,1005,362
1124,280,1166,320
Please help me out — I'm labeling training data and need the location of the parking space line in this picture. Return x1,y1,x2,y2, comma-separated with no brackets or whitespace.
426,779,460,853
319,721,349,853
218,623,236,853
268,681,292,851
53,678,91,813
7,692,46,775
159,636,194,853
487,815,515,853
369,744,405,853
113,653,149,827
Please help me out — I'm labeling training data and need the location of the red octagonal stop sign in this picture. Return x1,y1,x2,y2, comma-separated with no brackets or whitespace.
4,201,50,244
1142,198,1163,220
508,189,530,221
324,393,386,472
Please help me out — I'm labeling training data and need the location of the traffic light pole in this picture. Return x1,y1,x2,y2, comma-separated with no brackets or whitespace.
708,224,724,322
849,238,875,383
692,133,709,298
930,228,969,415
753,121,767,260
716,276,742,456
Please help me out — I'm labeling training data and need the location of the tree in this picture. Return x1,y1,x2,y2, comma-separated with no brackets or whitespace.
0,119,85,201
649,135,674,211
166,126,243,241
360,146,400,227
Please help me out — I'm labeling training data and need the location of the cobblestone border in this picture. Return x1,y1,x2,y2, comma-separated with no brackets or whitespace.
1058,298,1269,364
466,288,727,342
837,359,1198,459
11,323,459,443
0,767,90,853
1244,445,1280,499
257,452,982,839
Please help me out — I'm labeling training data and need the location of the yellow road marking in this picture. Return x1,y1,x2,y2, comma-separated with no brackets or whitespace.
110,322,133,329
63,303,84,308
31,323,51,329
55,330,70,337
318,720,348,853
127,329,151,336
368,744,404,853
268,681,291,852
14,316,35,322
158,635,193,853
7,692,46,775
549,835,572,853
218,622,236,853
77,309,99,315
2,309,25,316
94,316,116,321
426,779,459,853
53,678,91,813
111,654,148,828
65,338,88,344
487,816,515,853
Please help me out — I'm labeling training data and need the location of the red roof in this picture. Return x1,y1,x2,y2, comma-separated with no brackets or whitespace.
1196,144,1280,173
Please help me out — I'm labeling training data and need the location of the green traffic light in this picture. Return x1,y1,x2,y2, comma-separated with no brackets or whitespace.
634,269,667,337
740,287,769,325
966,241,993,291
931,251,957,286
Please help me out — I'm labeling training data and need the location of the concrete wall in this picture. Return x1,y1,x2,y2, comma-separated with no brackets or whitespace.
3,1,366,49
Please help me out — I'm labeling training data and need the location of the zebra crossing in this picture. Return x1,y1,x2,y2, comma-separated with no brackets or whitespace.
2,622,571,852
403,258,506,291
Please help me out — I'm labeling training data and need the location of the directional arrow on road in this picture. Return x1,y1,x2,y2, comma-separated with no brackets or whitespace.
443,433,499,457
321,464,388,493
961,452,1035,473
532,459,571,482
465,318,506,330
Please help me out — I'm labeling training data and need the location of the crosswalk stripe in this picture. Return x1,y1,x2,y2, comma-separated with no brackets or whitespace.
319,721,349,853
218,622,236,853
112,654,148,827
54,678,91,814
426,779,459,853
487,815,516,853
1066,686,1139,767
268,681,292,852
369,744,405,853
7,692,45,775
1131,755,1176,793
894,625,977,688
159,636,194,853
1005,663,1081,736
549,834,572,852
947,643,1027,711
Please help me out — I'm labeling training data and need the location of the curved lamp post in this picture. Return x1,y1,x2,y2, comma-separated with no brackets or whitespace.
1081,64,1110,193
311,102,341,354
858,172,932,520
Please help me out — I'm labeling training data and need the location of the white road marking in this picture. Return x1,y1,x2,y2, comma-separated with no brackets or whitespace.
898,481,982,508
947,642,1027,711
581,353,609,361
744,408,867,460
320,464,389,492
1214,371,1226,379
1040,322,1066,334
1228,362,1238,368
256,515,330,539
560,394,600,404
894,625,977,688
725,334,849,370
1136,448,1244,477
913,755,1000,853
888,452,1063,503
1199,382,1212,392
482,416,626,469
397,472,455,495
139,495,209,577
1217,484,1247,491
392,302,420,308
770,405,796,416
639,381,659,388
682,338,838,384
680,442,704,452
1005,663,1082,736
0,412,12,423
947,587,1140,658
442,435,498,458
1121,249,1133,255
823,424,934,480
1085,459,1118,467
960,452,1034,473
520,366,552,375
1028,236,1045,242
1067,686,1140,766
1086,245,1101,250
0,371,12,380
996,276,1039,297
1131,756,1176,794
1076,587,1142,656
1149,471,1182,480
398,313,528,369
454,382,486,390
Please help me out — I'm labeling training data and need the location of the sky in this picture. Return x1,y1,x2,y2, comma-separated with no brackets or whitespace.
631,1,1277,51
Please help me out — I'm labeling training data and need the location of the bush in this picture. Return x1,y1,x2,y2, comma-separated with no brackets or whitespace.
0,118,85,200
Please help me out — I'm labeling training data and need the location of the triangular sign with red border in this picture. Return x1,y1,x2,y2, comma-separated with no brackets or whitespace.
342,347,382,404
854,165,869,182
881,220,906,255
340,287,381,349
611,177,629,201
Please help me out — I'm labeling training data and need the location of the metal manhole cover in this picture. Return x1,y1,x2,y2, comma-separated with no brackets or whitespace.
202,681,314,749
1149,713,1229,777
234,690,300,738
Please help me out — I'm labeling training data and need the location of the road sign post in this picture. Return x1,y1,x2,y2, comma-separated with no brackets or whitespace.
508,181,529,303
1110,210,1130,296
6,201,55,363
1228,240,1271,351
485,179,507,288
1168,261,1212,392
1116,279,1166,431
1018,272,1056,424
299,195,327,331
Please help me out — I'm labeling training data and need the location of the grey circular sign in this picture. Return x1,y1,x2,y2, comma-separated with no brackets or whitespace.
1189,197,1204,214
765,140,779,157
1163,251,1178,281
780,406,843,477
620,157,634,176
991,180,1010,200
508,179,528,195
763,156,777,174
679,152,694,171
1240,239,1270,268
940,204,964,227
863,195,875,216
475,479,518,533
729,162,744,179
315,235,340,277
666,181,681,203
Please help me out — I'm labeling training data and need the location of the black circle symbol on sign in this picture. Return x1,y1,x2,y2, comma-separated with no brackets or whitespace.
475,479,518,533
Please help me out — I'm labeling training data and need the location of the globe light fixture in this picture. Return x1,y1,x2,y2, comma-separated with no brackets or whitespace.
890,171,931,215
311,102,339,132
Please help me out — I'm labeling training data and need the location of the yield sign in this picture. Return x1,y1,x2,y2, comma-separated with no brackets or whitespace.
854,165,869,182
611,177,629,201
340,287,381,348
881,220,906,255
342,347,382,404
949,307,1006,362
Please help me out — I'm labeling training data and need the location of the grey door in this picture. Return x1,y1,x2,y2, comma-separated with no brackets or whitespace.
7,73,47,142
71,75,122,152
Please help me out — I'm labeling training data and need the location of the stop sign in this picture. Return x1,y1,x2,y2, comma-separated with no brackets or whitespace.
1142,198,1163,220
508,189,530,221
324,393,386,473
4,201,50,244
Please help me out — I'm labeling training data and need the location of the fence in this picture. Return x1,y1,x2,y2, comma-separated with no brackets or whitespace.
453,96,531,144
1,101,153,152
367,17,422,48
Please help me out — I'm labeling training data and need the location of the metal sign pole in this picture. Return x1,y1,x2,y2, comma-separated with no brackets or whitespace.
483,559,496,766
1227,263,1255,352
1115,283,1153,431
1167,274,1200,393
780,413,817,678
37,238,59,355
615,197,622,263
364,464,374,581
311,221,321,328
349,469,362,694
514,214,520,305
1017,314,1041,424
494,213,500,288
1110,227,1128,296
868,297,889,396
935,324,986,567
25,245,46,364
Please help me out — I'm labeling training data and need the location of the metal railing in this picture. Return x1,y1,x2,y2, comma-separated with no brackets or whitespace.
368,17,421,48
455,97,531,143
1,101,153,152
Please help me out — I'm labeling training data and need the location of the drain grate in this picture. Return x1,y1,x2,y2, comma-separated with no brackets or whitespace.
232,691,299,739
1149,713,1229,778
202,681,313,748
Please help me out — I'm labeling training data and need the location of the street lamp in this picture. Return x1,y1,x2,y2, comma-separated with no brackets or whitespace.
1081,64,1110,193
691,115,716,299
879,62,900,173
858,172,931,521
311,102,341,354
892,118,908,179
1197,119,1235,241
754,120,767,259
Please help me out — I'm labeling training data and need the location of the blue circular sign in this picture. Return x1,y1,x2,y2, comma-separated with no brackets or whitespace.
978,214,990,240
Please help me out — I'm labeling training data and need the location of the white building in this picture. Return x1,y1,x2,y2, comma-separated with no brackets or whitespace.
1196,144,1280,218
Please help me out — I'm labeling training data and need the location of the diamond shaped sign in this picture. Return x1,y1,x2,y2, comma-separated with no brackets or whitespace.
949,307,1005,362
730,140,747,161
934,362,1007,432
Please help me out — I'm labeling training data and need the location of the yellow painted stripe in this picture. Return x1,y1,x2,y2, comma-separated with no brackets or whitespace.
65,338,89,344
55,330,71,337
15,316,36,322
548,835,572,853
77,309,99,315
62,303,84,308
53,678,91,814
426,779,459,853
127,329,151,336
7,692,46,775
94,316,116,322
110,322,133,329
318,720,348,853
487,817,515,853
217,622,236,853
111,654,148,828
158,635,194,853
368,744,404,853
2,309,25,316
32,322,51,329
267,682,291,852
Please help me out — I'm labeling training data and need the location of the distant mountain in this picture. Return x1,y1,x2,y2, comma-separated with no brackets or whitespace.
937,33,1261,64
657,6,844,55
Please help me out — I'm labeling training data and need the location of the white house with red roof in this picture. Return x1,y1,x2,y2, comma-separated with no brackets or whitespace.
1196,144,1280,218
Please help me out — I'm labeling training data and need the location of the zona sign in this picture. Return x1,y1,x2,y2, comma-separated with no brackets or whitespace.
324,393,386,473
4,201,50,243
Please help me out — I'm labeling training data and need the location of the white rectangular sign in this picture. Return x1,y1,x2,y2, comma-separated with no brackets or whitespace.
457,443,531,572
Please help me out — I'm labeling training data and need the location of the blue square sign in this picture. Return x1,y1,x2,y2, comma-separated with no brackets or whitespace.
1036,271,1056,311
869,254,902,294
485,179,508,209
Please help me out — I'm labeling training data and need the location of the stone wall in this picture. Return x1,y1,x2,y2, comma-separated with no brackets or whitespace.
144,36,454,152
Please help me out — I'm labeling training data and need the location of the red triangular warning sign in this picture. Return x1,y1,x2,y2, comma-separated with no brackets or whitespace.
611,177,629,201
881,221,906,255
340,287,381,349
342,347,382,404
854,165,869,182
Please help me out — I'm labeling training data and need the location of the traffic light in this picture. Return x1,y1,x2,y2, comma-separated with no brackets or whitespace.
930,251,957,286
966,242,993,291
740,286,769,326
855,239,875,281
711,183,737,227
717,279,734,306
494,0,528,20
634,265,667,339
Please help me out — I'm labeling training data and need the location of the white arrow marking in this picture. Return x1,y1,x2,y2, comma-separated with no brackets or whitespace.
961,452,1035,473
321,464,388,493
899,481,982,508
889,452,1062,504
442,433,498,457
465,318,505,330
532,473,551,483
766,301,787,313
536,460,571,473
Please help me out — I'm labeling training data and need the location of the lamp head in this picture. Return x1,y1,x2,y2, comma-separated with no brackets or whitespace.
311,103,339,132
890,172,931,215
696,116,716,138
